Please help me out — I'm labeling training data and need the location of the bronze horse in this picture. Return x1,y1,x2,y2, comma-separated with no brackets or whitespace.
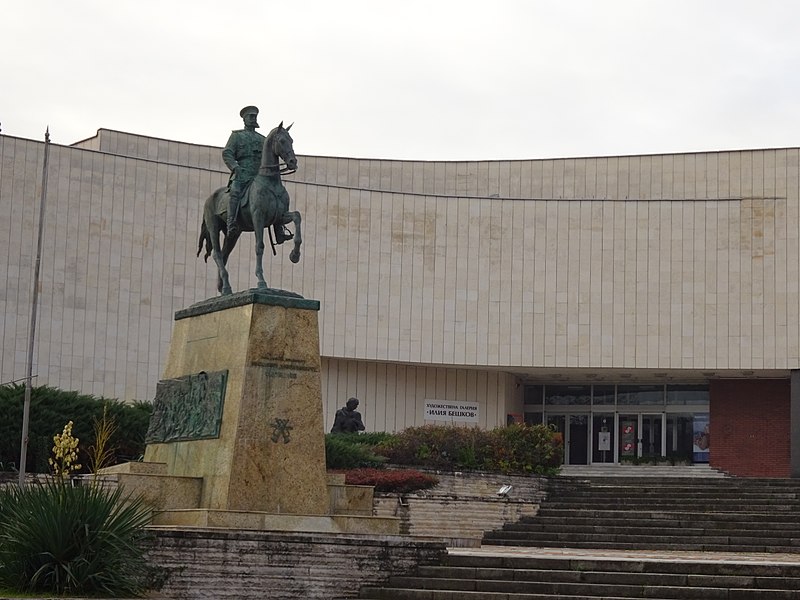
197,122,301,295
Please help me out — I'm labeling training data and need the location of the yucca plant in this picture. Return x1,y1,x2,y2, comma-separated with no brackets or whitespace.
0,480,153,597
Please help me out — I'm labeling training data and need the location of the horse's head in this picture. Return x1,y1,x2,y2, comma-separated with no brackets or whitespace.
262,122,297,175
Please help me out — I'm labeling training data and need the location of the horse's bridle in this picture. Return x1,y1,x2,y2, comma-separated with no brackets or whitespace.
261,162,296,176
260,127,297,176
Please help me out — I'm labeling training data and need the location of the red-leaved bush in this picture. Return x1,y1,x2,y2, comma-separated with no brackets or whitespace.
339,468,439,493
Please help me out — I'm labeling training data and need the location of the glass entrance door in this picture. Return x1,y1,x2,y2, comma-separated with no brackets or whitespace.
569,415,589,465
640,413,664,458
547,414,589,465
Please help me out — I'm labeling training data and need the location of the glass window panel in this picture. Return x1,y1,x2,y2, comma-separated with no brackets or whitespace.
592,385,615,405
524,412,543,425
617,384,664,405
666,384,709,405
545,385,591,405
524,385,544,406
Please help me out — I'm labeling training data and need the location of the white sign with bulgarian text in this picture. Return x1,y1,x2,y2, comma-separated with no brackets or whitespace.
424,400,479,423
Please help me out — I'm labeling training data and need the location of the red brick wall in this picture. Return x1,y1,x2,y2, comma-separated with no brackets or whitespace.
709,379,790,478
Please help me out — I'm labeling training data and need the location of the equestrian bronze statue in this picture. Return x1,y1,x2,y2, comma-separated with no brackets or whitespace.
197,122,301,295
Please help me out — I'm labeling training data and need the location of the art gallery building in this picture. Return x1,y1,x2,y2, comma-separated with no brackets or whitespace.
2,128,799,478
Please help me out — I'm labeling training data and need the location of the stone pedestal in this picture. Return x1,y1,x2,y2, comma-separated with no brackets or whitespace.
101,290,398,534
143,291,329,515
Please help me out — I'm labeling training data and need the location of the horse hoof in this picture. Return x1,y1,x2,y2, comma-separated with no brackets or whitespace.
257,281,268,290
221,286,232,296
290,250,300,263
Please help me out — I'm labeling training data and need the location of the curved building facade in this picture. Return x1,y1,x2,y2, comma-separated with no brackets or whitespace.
2,129,799,476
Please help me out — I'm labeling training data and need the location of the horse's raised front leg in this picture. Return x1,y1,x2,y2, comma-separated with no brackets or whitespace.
287,211,302,264
254,220,268,289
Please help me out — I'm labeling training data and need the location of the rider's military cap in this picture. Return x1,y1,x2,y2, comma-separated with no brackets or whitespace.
240,105,259,118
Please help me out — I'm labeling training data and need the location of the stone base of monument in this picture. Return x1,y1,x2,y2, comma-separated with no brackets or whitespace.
99,290,398,535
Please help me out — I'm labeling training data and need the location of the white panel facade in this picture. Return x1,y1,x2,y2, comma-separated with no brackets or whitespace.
2,130,799,429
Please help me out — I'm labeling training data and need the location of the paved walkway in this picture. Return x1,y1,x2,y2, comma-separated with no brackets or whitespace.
450,544,800,565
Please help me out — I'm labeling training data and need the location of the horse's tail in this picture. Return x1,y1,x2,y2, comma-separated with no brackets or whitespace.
197,219,212,263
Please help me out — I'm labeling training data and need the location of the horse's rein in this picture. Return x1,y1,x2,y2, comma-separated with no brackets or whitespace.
260,162,296,176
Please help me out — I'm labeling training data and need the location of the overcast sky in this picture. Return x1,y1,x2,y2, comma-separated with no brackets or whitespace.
3,1,799,161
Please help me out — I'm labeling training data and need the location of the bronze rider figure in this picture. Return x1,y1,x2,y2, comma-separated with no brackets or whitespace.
222,105,293,243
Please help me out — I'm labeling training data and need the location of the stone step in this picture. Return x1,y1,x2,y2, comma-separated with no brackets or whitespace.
446,554,800,576
558,465,728,478
498,530,800,543
552,476,800,485
547,497,800,504
535,508,800,520
547,487,800,496
369,577,754,598
483,530,800,548
525,511,800,521
544,508,800,515
356,592,709,599
546,497,800,505
506,522,800,535
484,539,800,553
487,525,800,539
551,486,800,500
548,485,800,493
416,564,800,588
355,554,800,598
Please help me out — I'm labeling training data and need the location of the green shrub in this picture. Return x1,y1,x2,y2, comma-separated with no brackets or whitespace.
376,425,491,470
325,434,387,469
0,480,154,597
0,385,152,473
342,431,397,446
339,468,439,493
483,424,563,475
375,423,562,475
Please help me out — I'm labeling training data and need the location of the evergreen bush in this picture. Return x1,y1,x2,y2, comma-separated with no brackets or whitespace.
325,433,387,469
0,384,152,473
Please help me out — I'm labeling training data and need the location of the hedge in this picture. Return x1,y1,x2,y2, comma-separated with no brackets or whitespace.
0,385,152,474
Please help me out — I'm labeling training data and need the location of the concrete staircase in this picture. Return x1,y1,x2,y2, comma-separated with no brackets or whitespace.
349,474,800,599
355,552,800,598
483,476,800,553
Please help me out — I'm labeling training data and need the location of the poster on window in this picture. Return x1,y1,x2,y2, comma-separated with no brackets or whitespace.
692,414,710,463
620,421,636,457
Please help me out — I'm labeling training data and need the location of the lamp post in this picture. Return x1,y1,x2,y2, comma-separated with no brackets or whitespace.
19,127,51,488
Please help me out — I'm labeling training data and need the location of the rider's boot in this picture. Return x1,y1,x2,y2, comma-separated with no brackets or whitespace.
274,224,293,244
227,194,239,236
